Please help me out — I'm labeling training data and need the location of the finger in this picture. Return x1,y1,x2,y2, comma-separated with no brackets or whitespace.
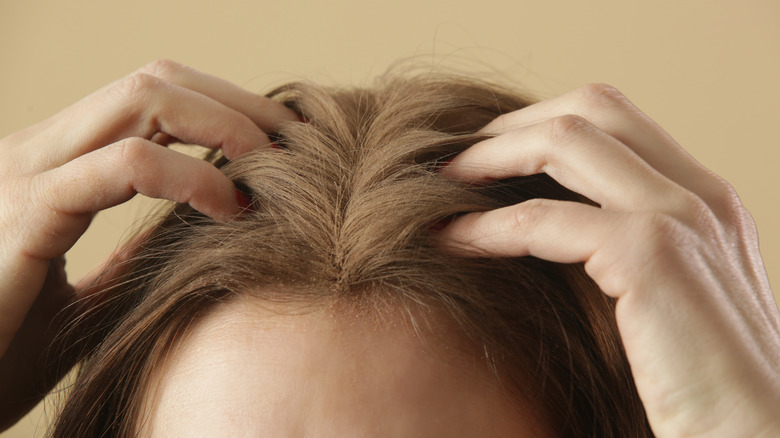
478,83,727,209
150,132,182,146
24,73,272,172
443,115,690,212
47,137,242,218
138,59,300,131
437,198,616,264
25,138,241,259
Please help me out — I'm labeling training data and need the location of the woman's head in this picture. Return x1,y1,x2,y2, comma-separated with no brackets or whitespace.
53,73,652,437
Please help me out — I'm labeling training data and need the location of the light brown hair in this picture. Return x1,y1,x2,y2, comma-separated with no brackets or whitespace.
51,73,652,437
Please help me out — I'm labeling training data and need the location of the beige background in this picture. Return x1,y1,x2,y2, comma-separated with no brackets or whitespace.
1,0,778,436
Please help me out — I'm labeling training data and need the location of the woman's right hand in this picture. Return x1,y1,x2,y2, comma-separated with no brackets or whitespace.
0,60,298,428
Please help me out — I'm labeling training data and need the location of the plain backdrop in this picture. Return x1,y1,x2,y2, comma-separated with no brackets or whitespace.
1,0,778,436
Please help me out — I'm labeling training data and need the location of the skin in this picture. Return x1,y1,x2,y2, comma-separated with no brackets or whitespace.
0,61,778,436
136,297,550,437
438,84,780,436
0,59,299,429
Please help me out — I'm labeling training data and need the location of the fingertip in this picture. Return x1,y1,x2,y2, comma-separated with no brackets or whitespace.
434,234,487,258
207,185,254,222
282,105,303,123
436,159,495,186
435,158,453,175
430,215,475,256
183,178,245,223
428,217,453,233
201,203,242,223
262,99,301,126
234,186,256,214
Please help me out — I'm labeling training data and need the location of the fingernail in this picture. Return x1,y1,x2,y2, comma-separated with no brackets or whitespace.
429,216,454,232
235,188,252,211
436,159,453,173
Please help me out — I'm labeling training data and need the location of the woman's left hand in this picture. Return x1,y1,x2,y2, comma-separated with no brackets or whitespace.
438,83,780,437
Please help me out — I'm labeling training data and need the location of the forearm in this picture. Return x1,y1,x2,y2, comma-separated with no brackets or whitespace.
0,258,78,431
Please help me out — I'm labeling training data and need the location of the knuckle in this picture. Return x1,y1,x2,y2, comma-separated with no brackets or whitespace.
732,207,759,241
140,58,182,79
117,137,152,165
687,197,719,230
547,114,592,144
710,176,744,214
25,172,59,220
708,178,757,232
116,72,159,102
634,212,690,253
511,198,553,231
578,82,632,111
672,189,712,221
669,191,726,240
666,188,731,234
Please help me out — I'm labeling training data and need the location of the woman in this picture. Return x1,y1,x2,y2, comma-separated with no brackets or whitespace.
0,60,778,437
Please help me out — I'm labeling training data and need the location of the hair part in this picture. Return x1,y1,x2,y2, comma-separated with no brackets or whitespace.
51,72,652,437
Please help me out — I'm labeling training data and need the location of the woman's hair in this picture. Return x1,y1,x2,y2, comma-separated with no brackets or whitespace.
51,72,653,437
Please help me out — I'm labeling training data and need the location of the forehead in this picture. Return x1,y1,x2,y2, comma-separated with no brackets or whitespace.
137,296,550,437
